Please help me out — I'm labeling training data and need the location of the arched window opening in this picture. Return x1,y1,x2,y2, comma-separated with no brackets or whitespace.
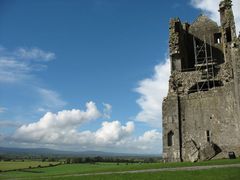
167,131,174,146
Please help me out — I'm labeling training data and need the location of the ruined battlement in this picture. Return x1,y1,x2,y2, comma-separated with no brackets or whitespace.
163,0,240,162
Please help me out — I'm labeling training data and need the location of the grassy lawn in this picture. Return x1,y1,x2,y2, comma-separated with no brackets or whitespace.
0,161,59,171
52,167,240,180
0,158,239,179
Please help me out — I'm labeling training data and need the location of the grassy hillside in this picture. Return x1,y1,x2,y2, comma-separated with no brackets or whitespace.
0,159,239,179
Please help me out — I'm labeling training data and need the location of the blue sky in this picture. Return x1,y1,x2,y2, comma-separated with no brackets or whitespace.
0,0,238,154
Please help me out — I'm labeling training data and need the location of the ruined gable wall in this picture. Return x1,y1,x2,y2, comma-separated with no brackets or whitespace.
188,15,224,66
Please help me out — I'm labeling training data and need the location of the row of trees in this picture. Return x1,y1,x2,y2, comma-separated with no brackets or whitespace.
0,155,161,164
64,156,159,164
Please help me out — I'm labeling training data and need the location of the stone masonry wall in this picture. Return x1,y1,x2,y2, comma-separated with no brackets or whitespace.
180,84,240,161
163,0,240,162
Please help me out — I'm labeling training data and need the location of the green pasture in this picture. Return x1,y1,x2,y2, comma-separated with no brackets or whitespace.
0,161,59,171
0,158,239,179
52,167,240,180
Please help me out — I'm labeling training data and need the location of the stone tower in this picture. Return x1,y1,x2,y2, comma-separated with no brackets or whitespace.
162,0,240,162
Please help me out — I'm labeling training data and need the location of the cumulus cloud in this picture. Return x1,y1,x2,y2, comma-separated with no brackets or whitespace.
14,102,101,143
16,47,55,61
114,129,162,153
95,121,134,144
135,130,162,151
12,101,161,153
135,58,170,127
191,0,240,33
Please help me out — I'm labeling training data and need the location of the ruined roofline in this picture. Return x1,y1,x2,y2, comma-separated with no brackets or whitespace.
191,14,219,27
170,14,220,32
171,0,235,33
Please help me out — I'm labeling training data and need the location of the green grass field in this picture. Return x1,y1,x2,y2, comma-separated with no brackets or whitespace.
53,168,240,180
0,161,59,171
0,159,239,179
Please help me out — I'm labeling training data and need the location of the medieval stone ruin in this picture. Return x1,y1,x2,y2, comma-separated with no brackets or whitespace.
162,0,240,162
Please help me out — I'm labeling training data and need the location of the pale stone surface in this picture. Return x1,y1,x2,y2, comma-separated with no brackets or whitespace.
184,140,199,162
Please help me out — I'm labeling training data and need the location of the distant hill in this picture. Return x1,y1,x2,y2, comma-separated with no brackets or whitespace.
0,147,161,158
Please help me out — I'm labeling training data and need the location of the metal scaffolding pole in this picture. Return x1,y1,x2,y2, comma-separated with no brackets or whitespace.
193,35,215,92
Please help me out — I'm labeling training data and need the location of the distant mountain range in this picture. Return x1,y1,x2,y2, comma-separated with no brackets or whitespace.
0,147,161,157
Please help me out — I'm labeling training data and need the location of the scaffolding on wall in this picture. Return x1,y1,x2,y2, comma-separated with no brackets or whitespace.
193,36,216,92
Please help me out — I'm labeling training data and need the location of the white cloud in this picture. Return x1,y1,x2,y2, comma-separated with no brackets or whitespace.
37,88,67,111
138,129,161,142
114,129,162,153
135,58,170,127
12,101,161,154
135,130,162,151
16,47,55,61
95,121,134,144
191,0,240,33
14,102,101,143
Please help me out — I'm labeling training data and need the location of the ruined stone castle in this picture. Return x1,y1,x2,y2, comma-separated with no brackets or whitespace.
162,0,240,162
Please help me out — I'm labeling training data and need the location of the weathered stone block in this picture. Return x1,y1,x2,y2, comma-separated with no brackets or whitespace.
199,142,218,161
184,140,199,162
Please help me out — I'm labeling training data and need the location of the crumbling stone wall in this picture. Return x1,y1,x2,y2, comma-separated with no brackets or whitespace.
163,0,240,162
168,71,201,95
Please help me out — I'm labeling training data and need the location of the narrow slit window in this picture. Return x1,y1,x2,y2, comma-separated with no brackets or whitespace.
167,131,174,146
206,130,211,142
